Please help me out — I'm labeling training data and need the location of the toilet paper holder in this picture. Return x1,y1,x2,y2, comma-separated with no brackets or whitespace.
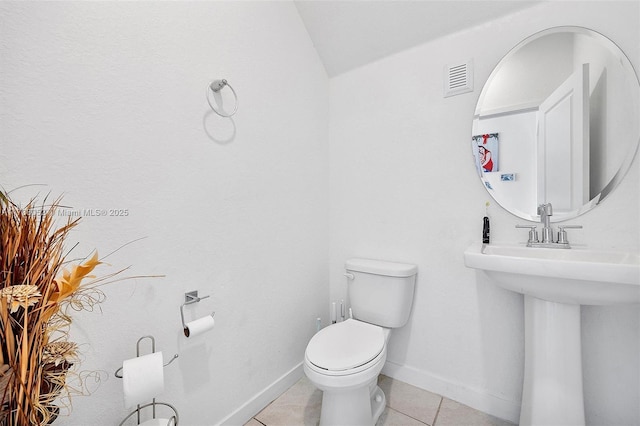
114,335,179,379
115,335,180,426
180,290,215,334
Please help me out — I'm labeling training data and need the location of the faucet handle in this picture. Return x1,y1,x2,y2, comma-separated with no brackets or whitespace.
537,203,553,216
557,225,582,245
516,225,539,244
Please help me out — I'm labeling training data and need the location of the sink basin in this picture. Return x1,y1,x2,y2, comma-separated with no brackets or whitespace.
464,242,640,305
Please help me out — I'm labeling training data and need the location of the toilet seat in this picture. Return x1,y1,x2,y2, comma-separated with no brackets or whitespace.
306,319,385,373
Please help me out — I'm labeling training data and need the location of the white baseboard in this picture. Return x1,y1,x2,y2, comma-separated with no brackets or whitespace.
382,361,520,424
217,362,304,426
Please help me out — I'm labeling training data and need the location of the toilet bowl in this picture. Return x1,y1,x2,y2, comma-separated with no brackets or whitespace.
304,319,390,426
304,258,417,426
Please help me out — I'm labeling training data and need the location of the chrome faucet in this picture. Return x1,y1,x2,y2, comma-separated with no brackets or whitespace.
516,203,582,248
538,203,554,243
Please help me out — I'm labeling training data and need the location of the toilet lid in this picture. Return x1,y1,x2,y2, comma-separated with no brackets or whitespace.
306,319,385,371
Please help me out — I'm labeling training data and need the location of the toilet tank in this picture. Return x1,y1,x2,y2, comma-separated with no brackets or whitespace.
346,258,417,328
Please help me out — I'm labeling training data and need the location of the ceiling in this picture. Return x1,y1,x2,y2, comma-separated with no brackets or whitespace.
294,0,542,77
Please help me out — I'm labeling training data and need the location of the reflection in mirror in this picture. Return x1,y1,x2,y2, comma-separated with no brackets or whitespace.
472,27,640,222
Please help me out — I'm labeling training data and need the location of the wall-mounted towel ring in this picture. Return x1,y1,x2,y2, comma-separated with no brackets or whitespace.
206,79,238,118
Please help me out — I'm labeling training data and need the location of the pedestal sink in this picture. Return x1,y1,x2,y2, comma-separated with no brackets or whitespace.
464,242,640,425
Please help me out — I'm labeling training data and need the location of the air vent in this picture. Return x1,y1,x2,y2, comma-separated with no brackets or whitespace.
444,60,473,97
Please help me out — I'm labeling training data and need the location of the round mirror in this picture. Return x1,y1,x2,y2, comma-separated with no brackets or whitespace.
472,26,640,222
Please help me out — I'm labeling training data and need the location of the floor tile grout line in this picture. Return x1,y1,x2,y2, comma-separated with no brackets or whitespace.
432,396,444,426
384,405,430,426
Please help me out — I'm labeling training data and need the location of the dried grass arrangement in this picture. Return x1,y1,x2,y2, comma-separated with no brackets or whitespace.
0,194,132,425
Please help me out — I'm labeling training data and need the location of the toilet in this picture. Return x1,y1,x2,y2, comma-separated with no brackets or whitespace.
304,258,417,426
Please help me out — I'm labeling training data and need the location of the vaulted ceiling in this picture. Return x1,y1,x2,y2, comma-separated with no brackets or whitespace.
294,0,542,76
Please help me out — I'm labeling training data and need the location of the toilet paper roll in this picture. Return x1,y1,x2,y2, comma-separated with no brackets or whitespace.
184,315,215,338
122,351,164,408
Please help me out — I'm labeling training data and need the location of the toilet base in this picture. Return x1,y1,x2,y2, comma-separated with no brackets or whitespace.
319,379,385,426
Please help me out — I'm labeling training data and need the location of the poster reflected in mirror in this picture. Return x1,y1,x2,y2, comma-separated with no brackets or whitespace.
472,133,499,174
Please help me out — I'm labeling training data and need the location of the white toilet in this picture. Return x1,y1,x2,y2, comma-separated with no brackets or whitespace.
304,258,417,426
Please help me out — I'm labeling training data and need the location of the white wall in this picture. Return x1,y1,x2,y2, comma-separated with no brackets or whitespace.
0,1,329,424
473,111,538,218
2,1,638,425
329,1,639,425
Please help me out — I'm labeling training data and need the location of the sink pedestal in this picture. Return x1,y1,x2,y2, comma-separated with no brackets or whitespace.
521,295,585,426
464,242,639,425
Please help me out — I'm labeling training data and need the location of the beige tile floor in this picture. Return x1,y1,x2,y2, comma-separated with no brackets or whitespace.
245,375,515,426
